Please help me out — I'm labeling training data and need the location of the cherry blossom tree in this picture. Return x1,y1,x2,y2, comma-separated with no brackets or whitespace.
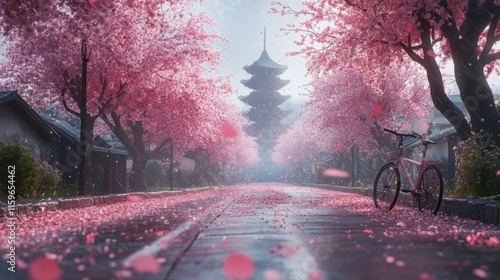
0,0,150,194
0,0,248,191
273,65,429,172
183,94,259,186
273,0,500,144
306,65,430,152
273,115,321,168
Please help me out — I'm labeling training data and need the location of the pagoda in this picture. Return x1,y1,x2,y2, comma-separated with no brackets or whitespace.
240,28,290,180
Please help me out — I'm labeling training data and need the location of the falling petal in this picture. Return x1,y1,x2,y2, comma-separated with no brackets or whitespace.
132,254,160,275
18,258,28,269
395,260,406,267
221,122,238,138
420,123,429,132
336,142,344,151
223,253,254,280
308,270,325,280
473,268,488,278
263,269,282,280
373,103,384,116
279,245,299,258
29,257,62,280
322,169,350,178
406,24,412,33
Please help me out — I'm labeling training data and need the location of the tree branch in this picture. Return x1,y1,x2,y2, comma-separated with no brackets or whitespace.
149,137,172,159
479,13,500,67
60,88,80,117
483,51,500,65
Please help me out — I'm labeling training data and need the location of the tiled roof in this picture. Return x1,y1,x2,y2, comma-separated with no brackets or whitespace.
0,90,59,141
44,117,128,156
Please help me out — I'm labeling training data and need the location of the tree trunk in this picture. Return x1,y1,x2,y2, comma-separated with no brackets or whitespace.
424,60,473,141
455,62,500,142
417,17,473,141
440,2,500,145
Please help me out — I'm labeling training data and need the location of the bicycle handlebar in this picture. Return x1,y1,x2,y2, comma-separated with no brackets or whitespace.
383,128,419,138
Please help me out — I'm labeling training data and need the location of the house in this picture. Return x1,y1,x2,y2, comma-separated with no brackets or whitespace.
0,90,58,163
0,90,128,195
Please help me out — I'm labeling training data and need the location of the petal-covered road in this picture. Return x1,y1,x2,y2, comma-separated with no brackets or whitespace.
1,184,499,280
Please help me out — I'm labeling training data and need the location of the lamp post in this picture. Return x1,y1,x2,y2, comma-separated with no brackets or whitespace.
169,140,174,190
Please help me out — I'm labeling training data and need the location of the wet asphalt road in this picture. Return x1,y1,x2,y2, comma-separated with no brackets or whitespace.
1,183,499,280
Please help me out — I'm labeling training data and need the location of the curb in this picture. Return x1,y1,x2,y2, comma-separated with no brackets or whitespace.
307,184,500,226
0,186,216,218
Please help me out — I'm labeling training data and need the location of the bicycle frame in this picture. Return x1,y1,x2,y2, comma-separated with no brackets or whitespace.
393,141,440,193
394,156,420,190
374,128,445,214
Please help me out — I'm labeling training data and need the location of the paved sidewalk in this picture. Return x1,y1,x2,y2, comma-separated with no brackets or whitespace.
309,184,500,226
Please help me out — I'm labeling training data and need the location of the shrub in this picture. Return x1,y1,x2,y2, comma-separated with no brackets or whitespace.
0,141,62,201
454,134,500,197
38,161,62,198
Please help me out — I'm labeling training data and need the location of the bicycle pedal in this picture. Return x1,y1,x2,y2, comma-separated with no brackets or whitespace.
400,189,412,193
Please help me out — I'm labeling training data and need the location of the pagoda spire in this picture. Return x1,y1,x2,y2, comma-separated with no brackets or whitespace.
264,27,266,52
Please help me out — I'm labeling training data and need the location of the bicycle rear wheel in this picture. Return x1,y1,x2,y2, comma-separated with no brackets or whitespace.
373,163,401,211
417,165,444,215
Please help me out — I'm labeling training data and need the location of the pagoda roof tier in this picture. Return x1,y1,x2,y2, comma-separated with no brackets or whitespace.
243,107,288,123
241,75,290,91
243,51,288,76
239,91,291,108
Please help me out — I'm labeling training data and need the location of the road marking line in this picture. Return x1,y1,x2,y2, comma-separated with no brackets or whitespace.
122,220,193,266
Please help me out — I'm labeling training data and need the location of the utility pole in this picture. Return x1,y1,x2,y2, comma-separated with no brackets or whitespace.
78,39,90,196
169,140,174,191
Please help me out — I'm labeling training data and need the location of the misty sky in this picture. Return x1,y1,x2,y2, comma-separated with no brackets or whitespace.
200,0,310,108
2,0,498,107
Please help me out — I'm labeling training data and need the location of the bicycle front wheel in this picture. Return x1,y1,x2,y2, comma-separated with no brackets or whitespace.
373,163,401,211
417,165,444,215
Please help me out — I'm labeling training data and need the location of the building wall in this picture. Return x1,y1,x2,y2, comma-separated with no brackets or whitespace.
0,103,53,163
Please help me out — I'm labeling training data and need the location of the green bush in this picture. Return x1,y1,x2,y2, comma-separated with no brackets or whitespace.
454,134,500,197
354,179,368,188
0,141,61,201
38,161,62,198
